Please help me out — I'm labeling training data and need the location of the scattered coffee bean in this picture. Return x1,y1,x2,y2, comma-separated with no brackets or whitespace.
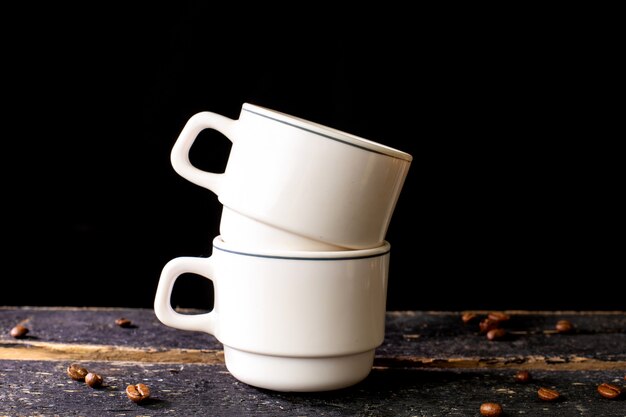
555,319,573,333
10,325,29,339
486,328,506,341
538,387,560,401
461,312,478,324
488,312,510,323
479,318,499,333
115,318,132,328
597,383,622,399
126,383,150,403
514,370,531,383
67,364,89,381
85,372,103,388
480,402,503,417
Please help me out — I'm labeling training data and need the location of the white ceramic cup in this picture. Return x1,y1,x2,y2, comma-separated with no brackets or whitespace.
170,102,412,250
154,236,390,392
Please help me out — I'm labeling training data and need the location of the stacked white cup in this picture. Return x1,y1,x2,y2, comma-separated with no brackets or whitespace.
154,103,412,392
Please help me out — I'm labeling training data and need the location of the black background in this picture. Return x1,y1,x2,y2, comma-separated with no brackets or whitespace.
2,4,622,311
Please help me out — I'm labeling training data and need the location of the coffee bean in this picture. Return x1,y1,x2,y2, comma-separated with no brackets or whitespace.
597,383,622,399
480,402,503,417
85,372,103,388
479,318,499,333
486,328,506,341
10,325,28,339
115,318,132,328
538,387,560,401
488,312,510,323
67,364,88,381
461,312,478,324
555,319,573,333
126,383,150,403
514,370,531,383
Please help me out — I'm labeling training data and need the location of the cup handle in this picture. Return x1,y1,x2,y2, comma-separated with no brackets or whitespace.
154,257,217,335
170,111,237,195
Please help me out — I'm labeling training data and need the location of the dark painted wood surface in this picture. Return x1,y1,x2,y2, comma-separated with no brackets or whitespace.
1,308,625,416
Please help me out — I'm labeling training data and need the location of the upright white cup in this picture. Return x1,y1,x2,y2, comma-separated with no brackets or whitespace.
170,103,412,250
154,236,390,392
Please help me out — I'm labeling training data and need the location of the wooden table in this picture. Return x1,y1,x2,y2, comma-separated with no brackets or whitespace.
1,307,624,416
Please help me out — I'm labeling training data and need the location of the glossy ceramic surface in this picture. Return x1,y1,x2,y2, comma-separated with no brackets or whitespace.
170,103,412,250
154,237,390,391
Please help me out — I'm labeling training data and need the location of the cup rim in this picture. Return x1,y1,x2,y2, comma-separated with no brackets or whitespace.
242,103,413,162
213,236,390,260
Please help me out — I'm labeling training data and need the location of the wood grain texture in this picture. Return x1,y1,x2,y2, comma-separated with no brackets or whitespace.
1,361,624,416
0,307,221,350
1,308,625,416
2,308,625,368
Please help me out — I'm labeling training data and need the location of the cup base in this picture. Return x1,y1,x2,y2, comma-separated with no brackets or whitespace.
223,345,375,392
220,207,349,251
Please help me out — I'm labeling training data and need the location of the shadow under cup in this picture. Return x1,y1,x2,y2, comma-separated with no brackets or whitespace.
154,237,391,392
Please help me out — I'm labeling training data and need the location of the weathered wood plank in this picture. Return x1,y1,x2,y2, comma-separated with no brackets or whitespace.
0,341,224,364
0,307,221,350
1,360,624,416
1,308,625,416
380,310,626,368
2,308,625,369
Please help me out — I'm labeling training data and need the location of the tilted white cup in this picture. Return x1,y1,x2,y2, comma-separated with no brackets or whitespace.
170,103,412,250
154,236,390,392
